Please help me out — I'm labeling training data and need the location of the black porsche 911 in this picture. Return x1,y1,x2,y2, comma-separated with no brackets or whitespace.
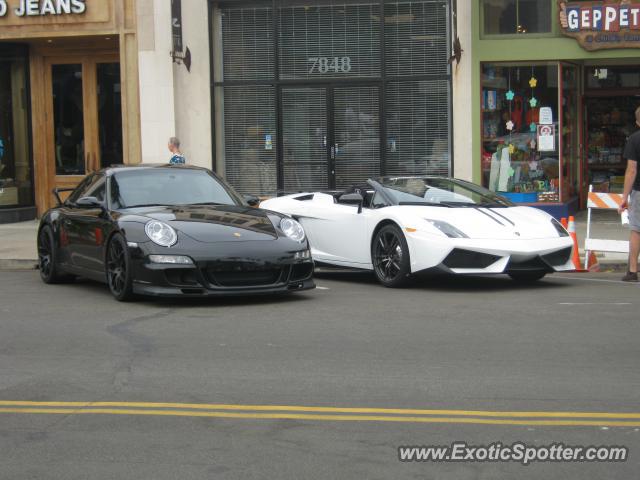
37,165,315,301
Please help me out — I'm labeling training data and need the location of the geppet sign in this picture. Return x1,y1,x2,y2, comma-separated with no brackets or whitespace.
560,0,640,50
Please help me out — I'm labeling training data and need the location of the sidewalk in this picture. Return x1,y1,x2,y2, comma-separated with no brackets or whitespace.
0,212,631,270
0,220,39,270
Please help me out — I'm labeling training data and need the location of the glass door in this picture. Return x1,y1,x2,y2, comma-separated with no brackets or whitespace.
281,87,329,192
281,85,380,192
45,55,121,204
333,86,380,189
559,62,580,204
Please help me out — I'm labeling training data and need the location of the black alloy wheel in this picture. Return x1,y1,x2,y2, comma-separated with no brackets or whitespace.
38,225,74,284
508,270,547,283
372,224,411,288
106,234,134,301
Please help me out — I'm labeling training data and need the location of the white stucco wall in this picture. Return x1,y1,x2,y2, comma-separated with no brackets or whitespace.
172,0,212,169
137,0,177,164
452,0,473,181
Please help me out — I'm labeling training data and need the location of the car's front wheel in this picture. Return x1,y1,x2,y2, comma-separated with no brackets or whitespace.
371,224,411,288
106,233,134,301
508,270,547,283
38,225,74,284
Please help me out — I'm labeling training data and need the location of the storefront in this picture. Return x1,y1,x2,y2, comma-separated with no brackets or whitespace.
474,0,640,216
209,0,453,196
0,0,140,222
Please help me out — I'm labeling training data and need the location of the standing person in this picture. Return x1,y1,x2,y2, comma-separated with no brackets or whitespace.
618,106,640,282
168,137,186,164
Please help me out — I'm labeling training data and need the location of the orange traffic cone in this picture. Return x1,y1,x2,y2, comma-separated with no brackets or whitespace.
560,217,568,229
586,251,600,272
568,216,586,272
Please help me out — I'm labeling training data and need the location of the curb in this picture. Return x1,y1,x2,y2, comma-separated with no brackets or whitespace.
0,259,38,271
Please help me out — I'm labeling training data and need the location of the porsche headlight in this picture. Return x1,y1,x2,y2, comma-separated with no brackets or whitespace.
425,219,468,238
145,220,177,247
280,217,306,243
551,218,569,237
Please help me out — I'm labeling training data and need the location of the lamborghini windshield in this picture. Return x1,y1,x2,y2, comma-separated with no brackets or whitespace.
376,177,513,207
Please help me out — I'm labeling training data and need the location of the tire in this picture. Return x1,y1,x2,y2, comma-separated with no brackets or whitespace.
38,225,74,284
508,270,547,283
106,233,135,302
371,224,411,288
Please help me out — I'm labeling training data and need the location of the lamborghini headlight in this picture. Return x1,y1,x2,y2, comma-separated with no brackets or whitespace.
425,219,468,238
551,218,570,237
280,217,306,243
145,220,178,247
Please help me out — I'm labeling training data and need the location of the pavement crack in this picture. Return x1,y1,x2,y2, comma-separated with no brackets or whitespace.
106,309,173,390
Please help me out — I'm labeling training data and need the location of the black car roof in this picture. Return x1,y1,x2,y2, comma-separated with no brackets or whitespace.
100,164,210,176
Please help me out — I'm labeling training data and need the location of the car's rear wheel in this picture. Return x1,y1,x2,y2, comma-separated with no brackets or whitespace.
372,224,411,288
508,270,547,283
106,234,134,301
38,225,74,284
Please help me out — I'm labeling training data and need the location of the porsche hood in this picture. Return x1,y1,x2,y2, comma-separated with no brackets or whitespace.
127,205,279,242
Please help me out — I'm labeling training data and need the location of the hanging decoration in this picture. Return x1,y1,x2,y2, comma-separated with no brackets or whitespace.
506,67,513,158
528,66,538,140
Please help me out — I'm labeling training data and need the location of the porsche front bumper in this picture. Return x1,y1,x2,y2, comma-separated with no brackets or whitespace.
127,241,315,297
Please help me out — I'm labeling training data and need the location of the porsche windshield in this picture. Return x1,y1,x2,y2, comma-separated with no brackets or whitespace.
377,177,513,207
110,169,242,209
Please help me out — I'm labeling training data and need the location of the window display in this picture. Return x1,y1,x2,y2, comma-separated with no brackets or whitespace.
481,63,562,203
585,97,637,193
0,48,32,209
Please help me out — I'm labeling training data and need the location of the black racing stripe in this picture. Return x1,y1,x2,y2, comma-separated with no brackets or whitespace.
473,207,505,226
486,208,515,226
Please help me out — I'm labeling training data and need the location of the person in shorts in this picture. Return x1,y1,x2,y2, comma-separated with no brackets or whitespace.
618,106,640,282
168,137,186,165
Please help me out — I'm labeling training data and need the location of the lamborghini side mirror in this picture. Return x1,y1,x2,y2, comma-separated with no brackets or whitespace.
244,194,260,207
339,193,364,214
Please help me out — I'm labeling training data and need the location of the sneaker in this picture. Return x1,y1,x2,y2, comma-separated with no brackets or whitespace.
621,271,638,282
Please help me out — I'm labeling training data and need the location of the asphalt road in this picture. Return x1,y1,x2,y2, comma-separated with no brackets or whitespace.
0,270,638,479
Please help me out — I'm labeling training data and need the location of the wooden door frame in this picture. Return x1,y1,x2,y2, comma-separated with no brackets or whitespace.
42,53,119,207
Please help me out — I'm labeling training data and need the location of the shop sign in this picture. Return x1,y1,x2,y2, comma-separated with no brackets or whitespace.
537,125,555,152
539,107,553,125
171,0,183,53
559,0,640,51
0,0,86,17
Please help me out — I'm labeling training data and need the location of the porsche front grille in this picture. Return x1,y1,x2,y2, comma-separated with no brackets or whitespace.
203,264,287,288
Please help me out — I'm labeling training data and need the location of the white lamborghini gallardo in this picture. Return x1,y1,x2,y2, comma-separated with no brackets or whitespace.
260,177,575,287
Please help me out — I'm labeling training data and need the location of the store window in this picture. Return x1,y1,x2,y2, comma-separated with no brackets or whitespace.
481,63,568,203
482,0,551,35
586,65,640,90
212,0,452,196
0,47,32,209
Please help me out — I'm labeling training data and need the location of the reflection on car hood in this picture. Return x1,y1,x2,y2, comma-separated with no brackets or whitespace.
397,205,561,240
127,205,278,242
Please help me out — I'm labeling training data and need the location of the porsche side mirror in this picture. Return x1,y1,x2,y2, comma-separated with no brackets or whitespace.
339,192,364,214
244,194,260,207
76,196,104,209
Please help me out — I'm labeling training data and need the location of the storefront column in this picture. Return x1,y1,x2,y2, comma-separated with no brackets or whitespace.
452,0,473,181
118,0,141,165
137,0,177,164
